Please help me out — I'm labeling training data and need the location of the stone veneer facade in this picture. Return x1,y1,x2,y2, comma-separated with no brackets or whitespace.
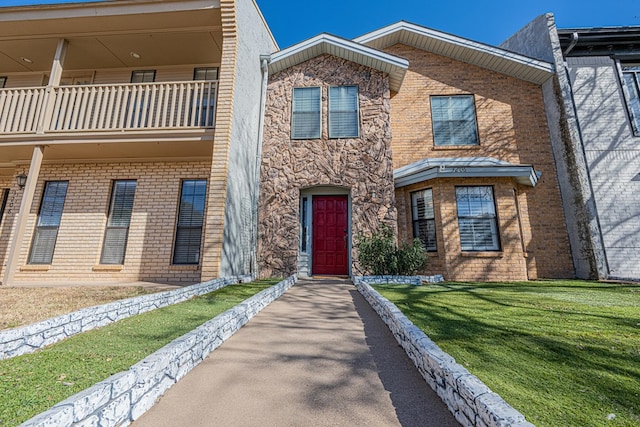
258,54,397,278
388,45,574,280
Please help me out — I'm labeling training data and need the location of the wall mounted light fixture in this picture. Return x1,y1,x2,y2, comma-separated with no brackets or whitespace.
16,170,27,189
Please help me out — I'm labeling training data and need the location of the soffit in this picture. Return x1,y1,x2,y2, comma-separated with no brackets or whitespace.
0,2,222,72
354,21,554,85
269,34,409,92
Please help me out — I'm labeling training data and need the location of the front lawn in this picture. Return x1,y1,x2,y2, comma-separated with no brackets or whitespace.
0,279,279,426
374,280,640,427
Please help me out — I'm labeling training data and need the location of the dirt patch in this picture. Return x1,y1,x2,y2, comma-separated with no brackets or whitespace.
0,286,158,330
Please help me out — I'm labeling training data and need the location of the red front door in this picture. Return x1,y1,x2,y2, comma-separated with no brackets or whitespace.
312,195,349,275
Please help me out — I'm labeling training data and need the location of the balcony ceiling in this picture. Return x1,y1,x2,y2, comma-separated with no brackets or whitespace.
0,2,222,72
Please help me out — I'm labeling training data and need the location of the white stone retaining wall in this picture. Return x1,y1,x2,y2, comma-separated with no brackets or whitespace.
20,275,297,427
0,275,254,361
355,281,534,427
355,275,444,286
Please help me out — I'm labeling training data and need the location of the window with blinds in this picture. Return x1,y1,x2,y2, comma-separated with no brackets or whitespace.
455,186,500,251
173,179,207,265
130,70,156,83
411,189,437,251
291,87,321,139
431,95,479,146
28,181,68,264
100,180,137,264
194,67,218,81
621,65,640,135
0,189,8,227
329,85,359,138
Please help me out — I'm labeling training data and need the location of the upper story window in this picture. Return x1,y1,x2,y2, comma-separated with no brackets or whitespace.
431,95,479,146
621,65,640,136
131,70,156,83
455,186,500,251
329,85,359,138
0,77,6,88
194,67,218,81
291,87,321,139
411,189,437,251
28,181,68,264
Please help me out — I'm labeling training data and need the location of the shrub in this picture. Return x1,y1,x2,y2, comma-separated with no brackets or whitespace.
355,224,427,276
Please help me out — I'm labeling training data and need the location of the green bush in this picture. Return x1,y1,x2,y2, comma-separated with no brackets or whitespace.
355,224,427,275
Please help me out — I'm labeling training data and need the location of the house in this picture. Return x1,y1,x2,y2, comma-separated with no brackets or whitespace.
502,15,640,281
258,22,575,281
0,0,277,286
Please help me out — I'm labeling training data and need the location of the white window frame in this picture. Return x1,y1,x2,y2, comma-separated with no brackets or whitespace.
620,64,640,136
328,85,359,139
455,186,500,252
291,87,321,139
431,95,479,146
411,189,437,251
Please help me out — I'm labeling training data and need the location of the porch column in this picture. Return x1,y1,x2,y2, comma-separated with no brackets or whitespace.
37,38,67,134
3,145,45,286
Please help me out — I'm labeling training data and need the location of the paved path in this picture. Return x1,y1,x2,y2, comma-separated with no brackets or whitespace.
134,278,458,427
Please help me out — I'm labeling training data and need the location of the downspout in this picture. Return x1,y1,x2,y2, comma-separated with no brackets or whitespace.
251,54,270,277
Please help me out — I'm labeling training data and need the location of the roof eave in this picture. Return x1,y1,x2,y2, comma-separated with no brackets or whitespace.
355,21,554,85
268,34,409,92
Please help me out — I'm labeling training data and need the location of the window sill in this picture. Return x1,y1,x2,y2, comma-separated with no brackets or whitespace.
93,265,123,272
169,264,200,271
426,252,439,257
20,265,50,272
460,251,503,258
432,145,481,151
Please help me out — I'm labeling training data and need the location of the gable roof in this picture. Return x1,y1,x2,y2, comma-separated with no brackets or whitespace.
354,21,554,85
394,157,540,188
268,33,409,92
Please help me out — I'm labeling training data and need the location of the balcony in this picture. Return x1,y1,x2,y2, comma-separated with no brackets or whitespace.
0,80,217,136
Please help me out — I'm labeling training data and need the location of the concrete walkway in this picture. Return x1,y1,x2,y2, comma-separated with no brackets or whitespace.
133,278,458,427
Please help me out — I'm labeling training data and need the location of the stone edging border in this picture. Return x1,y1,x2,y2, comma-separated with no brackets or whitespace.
354,280,534,427
355,274,444,285
21,275,297,427
0,275,253,361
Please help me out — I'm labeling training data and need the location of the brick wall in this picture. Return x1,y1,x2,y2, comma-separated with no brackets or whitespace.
0,161,210,284
389,45,574,280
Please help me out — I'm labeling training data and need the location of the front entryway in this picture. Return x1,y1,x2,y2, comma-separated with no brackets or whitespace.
312,195,348,275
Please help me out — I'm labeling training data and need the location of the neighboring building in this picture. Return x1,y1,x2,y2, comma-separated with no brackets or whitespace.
258,22,575,281
502,15,640,281
0,0,277,285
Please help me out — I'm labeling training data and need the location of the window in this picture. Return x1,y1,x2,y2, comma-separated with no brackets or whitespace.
329,85,359,138
0,77,6,88
431,95,479,146
100,180,137,264
0,189,8,227
291,87,321,139
28,181,68,264
622,65,640,135
193,67,218,126
130,70,156,83
173,179,207,264
194,67,218,81
411,189,437,251
455,186,500,251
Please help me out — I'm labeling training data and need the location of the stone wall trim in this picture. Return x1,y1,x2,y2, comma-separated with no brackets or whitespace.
355,280,534,427
20,275,297,427
0,275,254,360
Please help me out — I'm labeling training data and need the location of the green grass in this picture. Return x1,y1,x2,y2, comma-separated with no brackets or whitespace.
373,280,640,427
0,279,279,426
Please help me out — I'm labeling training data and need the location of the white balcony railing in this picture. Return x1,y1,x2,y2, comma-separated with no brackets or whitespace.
0,80,217,135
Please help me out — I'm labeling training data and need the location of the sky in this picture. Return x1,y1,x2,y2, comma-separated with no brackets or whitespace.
1,0,639,49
